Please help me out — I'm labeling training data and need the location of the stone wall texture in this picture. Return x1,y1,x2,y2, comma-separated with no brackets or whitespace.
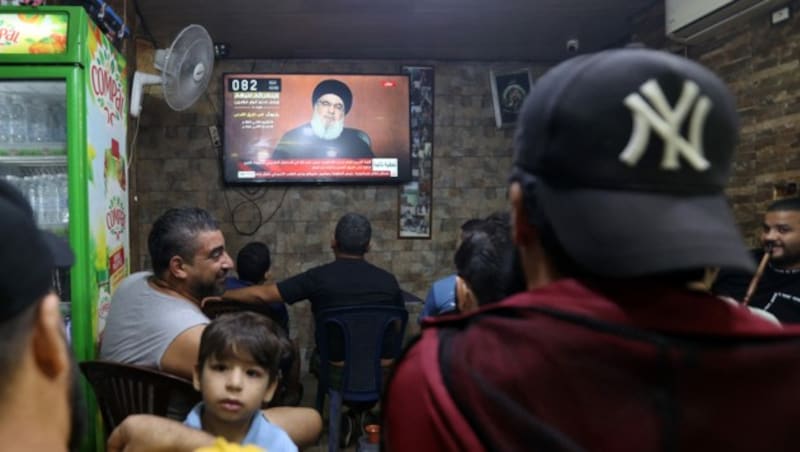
634,0,800,247
130,55,548,352
130,3,800,355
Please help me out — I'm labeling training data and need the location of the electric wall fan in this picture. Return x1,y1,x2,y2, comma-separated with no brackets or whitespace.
130,24,214,117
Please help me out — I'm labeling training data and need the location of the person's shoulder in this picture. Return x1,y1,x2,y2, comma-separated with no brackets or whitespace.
256,412,298,452
280,123,312,138
343,127,369,136
368,260,401,283
432,274,457,290
182,402,203,428
113,271,152,296
119,271,151,285
275,125,314,152
224,277,252,290
342,127,372,148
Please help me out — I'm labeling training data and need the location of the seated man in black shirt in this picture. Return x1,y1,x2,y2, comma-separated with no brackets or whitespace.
713,197,800,322
221,212,405,362
272,79,374,160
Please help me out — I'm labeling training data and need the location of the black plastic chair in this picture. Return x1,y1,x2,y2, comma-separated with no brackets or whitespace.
202,300,289,334
79,360,201,437
314,305,408,451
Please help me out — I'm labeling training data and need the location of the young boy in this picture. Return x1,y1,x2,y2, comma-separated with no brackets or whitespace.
185,312,298,452
224,241,301,406
225,242,289,333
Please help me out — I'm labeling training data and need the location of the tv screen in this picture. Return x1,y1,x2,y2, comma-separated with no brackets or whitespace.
222,73,411,184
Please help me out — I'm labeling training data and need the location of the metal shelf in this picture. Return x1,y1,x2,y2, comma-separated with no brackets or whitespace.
0,155,67,166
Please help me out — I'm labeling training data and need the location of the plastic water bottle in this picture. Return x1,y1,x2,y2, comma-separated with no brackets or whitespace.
48,100,66,142
22,175,41,224
0,94,11,144
27,101,49,143
57,173,69,224
42,174,60,226
8,95,28,144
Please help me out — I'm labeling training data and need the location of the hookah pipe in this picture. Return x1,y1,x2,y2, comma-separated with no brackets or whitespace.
742,243,774,306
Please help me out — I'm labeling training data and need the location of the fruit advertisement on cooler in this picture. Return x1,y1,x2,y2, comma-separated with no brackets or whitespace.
0,12,68,54
84,18,127,339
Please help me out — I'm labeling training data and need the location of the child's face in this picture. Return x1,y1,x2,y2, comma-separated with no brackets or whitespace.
193,353,277,427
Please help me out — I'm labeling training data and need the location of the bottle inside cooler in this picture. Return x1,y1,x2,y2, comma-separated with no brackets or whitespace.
0,93,11,145
8,95,28,144
28,101,49,144
58,173,69,224
42,173,60,226
48,100,66,143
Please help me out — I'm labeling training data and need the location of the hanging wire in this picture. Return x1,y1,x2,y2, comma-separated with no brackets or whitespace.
222,185,289,236
132,0,159,47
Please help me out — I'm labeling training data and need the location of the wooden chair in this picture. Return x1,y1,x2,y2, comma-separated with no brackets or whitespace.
79,360,201,437
315,305,408,451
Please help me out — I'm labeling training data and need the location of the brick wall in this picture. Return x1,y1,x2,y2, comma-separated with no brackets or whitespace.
634,0,800,247
130,54,549,352
131,5,800,354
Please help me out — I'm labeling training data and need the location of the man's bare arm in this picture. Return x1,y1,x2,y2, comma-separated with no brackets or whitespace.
222,283,284,304
107,414,215,452
160,324,205,380
263,406,323,448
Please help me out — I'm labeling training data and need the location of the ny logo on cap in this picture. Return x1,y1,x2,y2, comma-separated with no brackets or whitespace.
619,79,712,171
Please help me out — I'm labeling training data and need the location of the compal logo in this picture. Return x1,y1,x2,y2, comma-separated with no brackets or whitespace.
618,79,712,171
106,196,126,240
0,27,20,45
90,45,124,125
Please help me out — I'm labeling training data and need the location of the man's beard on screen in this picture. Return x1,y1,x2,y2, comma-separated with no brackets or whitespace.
311,112,345,140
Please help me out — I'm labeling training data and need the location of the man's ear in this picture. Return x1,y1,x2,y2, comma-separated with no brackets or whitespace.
169,255,188,279
32,293,68,379
509,182,536,246
262,270,273,284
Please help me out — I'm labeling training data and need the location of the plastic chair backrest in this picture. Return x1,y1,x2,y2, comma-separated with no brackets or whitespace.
203,300,261,319
79,360,201,436
315,304,408,410
202,300,289,332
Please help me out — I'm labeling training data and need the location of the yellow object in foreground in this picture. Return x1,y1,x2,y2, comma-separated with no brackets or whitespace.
195,437,266,452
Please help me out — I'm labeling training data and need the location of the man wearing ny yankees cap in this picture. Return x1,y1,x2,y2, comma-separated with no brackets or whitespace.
383,48,800,451
272,79,375,159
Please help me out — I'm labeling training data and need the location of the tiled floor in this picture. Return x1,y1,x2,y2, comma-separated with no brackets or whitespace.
297,373,361,452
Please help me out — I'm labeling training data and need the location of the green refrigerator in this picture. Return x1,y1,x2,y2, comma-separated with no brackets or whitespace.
0,5,129,450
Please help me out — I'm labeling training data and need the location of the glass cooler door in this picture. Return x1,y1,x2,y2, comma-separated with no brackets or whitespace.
0,79,70,329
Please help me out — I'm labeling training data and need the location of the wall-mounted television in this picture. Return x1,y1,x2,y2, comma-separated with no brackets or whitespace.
222,73,411,184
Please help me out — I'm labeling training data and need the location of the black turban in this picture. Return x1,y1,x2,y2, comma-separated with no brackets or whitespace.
312,79,353,114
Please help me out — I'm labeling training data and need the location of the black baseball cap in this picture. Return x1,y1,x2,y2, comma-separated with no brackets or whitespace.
0,179,73,320
512,48,754,276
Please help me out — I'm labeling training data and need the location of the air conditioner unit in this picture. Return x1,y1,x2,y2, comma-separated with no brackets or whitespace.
665,0,786,44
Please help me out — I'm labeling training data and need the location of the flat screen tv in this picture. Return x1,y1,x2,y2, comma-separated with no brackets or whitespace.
222,73,411,184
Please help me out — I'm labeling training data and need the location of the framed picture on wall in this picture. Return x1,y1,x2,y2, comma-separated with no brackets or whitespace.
490,68,533,128
399,65,434,238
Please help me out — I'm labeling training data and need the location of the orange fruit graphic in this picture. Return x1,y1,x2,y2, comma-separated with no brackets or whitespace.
17,14,43,24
